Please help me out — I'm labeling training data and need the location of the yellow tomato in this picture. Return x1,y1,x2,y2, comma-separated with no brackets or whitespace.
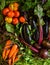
9,3,14,10
13,2,19,11
13,2,19,8
13,7,18,11
9,3,19,11
5,17,12,23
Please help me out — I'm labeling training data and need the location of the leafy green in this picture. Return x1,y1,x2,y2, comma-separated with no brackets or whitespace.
43,0,50,17
43,0,50,10
5,23,14,33
15,23,22,35
34,5,45,25
5,0,17,5
39,18,45,26
22,0,37,11
47,10,50,17
31,40,35,44
0,15,3,21
0,0,5,10
34,5,44,18
15,46,50,65
0,14,4,26
28,25,31,31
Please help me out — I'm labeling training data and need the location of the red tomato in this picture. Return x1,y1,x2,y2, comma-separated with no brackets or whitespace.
19,16,25,23
2,8,10,15
7,11,14,17
14,11,20,17
12,18,19,25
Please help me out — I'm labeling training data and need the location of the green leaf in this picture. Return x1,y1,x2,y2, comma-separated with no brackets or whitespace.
5,23,14,33
0,0,5,10
16,23,20,29
47,10,50,17
43,62,48,65
15,23,20,35
40,18,45,26
5,0,17,5
28,25,31,31
22,1,37,11
0,14,3,21
43,0,50,10
31,40,35,44
34,5,44,18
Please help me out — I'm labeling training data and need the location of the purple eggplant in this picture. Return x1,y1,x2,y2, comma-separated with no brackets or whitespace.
48,20,50,40
31,20,37,29
31,20,39,42
21,20,39,44
48,32,50,41
21,23,32,44
43,16,49,38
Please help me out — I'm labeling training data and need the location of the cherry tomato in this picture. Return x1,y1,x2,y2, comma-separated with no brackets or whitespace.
12,18,19,25
5,17,12,23
2,8,10,15
7,11,15,17
13,2,19,8
13,6,18,11
9,3,14,10
19,16,25,23
14,11,20,17
13,2,19,11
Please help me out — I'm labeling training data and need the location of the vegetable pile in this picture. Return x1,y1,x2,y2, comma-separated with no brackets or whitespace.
2,2,26,25
0,0,50,65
